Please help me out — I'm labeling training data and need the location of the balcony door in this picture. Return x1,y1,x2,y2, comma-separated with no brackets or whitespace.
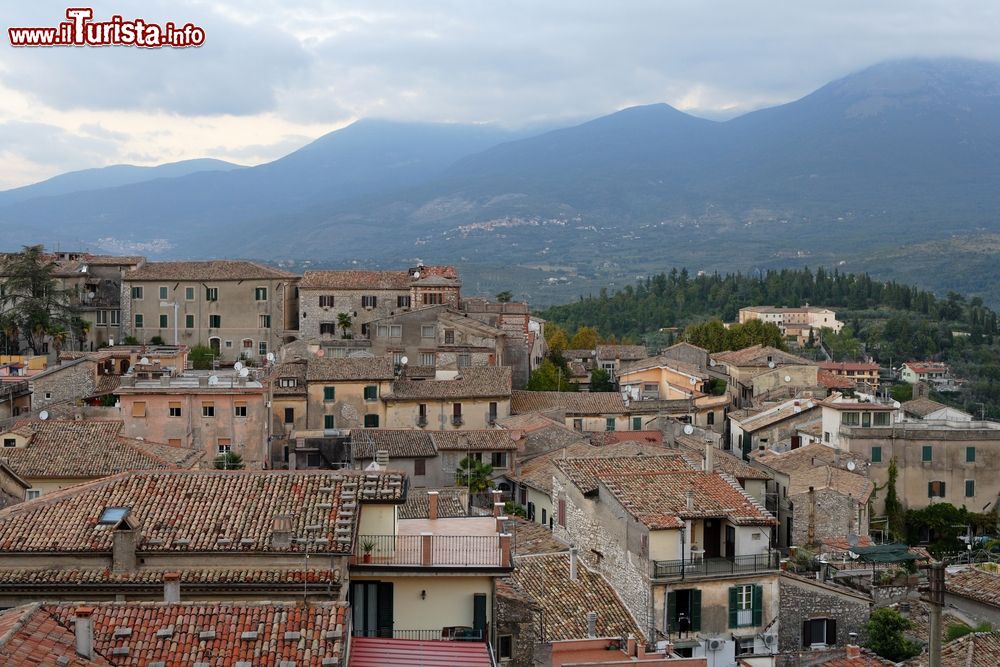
725,525,736,560
703,520,721,558
351,581,393,638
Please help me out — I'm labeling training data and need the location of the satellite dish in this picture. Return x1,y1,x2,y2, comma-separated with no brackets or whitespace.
892,401,901,409
784,375,792,383
683,424,695,435
847,461,857,471
400,356,408,365
87,291,95,299
38,411,49,420
768,361,776,369
234,361,244,371
848,532,859,547
239,367,250,378
208,375,220,386
689,377,697,385
412,271,420,279
266,352,275,362
139,357,150,365
709,359,716,367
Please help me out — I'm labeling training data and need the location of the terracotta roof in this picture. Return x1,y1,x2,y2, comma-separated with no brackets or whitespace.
674,436,772,480
0,469,405,554
510,391,627,415
556,454,697,495
510,517,568,555
904,631,1000,667
431,430,518,451
509,441,597,493
399,488,468,519
268,361,307,395
619,355,709,379
306,355,396,381
901,397,953,417
0,567,338,589
350,636,490,667
785,465,874,504
351,429,437,459
561,349,596,361
387,367,511,400
505,552,644,641
815,648,897,666
734,399,820,432
301,266,458,291
711,345,814,368
904,361,950,374
0,601,347,666
93,374,122,396
80,255,145,266
0,420,199,479
819,398,896,411
819,362,880,372
0,603,108,666
819,370,856,389
588,430,664,446
596,345,647,361
946,566,1000,610
126,260,294,281
751,443,867,473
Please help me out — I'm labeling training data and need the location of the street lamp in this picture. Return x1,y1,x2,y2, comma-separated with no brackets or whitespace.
159,301,179,345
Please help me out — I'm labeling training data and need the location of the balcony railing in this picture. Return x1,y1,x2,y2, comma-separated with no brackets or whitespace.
356,534,507,568
652,551,780,580
386,629,484,641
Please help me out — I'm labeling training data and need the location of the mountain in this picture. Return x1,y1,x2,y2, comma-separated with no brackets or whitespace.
3,58,1000,302
0,158,243,205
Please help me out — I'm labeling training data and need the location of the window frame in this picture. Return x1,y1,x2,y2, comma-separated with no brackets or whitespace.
202,402,216,418
208,314,221,328
206,286,219,302
131,286,143,300
159,286,169,300
255,286,268,301
185,314,195,329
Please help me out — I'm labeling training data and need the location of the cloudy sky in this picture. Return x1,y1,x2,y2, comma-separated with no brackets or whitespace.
1,0,999,190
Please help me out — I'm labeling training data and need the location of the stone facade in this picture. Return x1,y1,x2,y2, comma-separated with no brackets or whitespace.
29,359,96,409
778,572,871,652
790,487,865,548
495,584,540,667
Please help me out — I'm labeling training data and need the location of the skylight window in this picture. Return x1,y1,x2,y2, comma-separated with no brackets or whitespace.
98,507,131,525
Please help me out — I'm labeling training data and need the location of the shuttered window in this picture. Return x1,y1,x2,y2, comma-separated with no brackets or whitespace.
729,584,763,628
557,499,566,527
132,401,146,417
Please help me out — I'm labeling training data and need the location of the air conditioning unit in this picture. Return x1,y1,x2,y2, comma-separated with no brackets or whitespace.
762,633,777,648
707,638,724,651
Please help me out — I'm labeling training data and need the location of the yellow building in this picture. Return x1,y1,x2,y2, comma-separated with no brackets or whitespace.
384,367,511,430
304,355,396,431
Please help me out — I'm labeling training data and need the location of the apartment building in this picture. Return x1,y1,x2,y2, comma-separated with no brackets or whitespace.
52,253,145,350
510,391,634,432
818,361,881,390
383,367,511,430
711,346,819,408
738,306,843,341
123,260,298,362
304,355,396,432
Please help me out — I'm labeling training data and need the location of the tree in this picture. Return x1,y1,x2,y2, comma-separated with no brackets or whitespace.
890,384,913,402
496,291,513,303
546,325,569,355
883,458,904,542
455,456,494,494
589,367,615,392
71,317,90,351
864,608,920,662
570,326,599,350
0,245,75,355
48,326,68,358
189,344,216,370
337,312,353,339
214,451,245,470
527,358,576,391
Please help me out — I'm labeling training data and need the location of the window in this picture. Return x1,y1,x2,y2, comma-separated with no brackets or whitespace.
967,446,976,463
377,325,389,338
324,386,335,401
632,416,642,431
159,314,168,328
414,458,426,476
573,418,583,431
922,445,933,462
390,325,402,338
217,439,231,454
284,408,294,424
874,411,891,426
259,341,267,357
667,589,702,633
423,293,443,305
255,287,268,301
243,339,254,349
364,414,379,428
361,295,377,309
928,480,946,497
452,403,463,424
418,403,428,425
260,314,271,329
557,499,566,527
457,353,471,368
736,637,757,656
420,352,435,366
802,618,836,648
96,310,108,325
824,431,831,443
111,310,120,325
185,314,195,329
279,377,297,388
444,329,455,344
364,385,378,401
131,286,143,299
209,314,221,328
966,479,975,497
605,417,616,432
421,325,435,339
871,446,882,463
234,402,247,417
159,286,168,300
862,412,871,428
206,287,218,301
168,401,182,417
320,322,336,335
132,401,146,417
2,438,15,448
185,286,195,300
841,412,860,426
26,489,41,500
729,584,762,628
491,452,508,468
397,295,411,308
489,402,498,423
324,414,335,430
319,295,334,308
360,323,370,337
134,314,143,328
498,635,512,660
202,402,215,417
707,411,715,426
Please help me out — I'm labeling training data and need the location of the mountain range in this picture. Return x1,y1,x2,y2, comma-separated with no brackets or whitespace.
3,58,1000,305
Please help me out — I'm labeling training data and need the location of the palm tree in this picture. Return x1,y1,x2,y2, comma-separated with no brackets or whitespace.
0,314,18,355
455,456,495,513
213,451,245,469
337,313,353,339
48,326,68,359
72,317,90,351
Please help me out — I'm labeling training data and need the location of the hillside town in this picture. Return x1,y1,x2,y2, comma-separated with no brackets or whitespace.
0,249,996,666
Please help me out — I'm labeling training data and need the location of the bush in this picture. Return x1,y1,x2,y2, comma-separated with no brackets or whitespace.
864,608,921,662
504,501,527,518
122,336,139,345
149,335,165,345
189,345,216,370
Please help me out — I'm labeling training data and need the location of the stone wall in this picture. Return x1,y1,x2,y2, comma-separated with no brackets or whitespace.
30,361,95,409
496,586,540,667
778,573,871,652
791,488,861,548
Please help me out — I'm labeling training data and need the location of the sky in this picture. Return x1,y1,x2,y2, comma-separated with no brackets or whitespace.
1,0,999,190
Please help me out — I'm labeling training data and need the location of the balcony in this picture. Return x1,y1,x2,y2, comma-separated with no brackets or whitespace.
416,415,428,427
356,533,509,568
652,551,780,580
451,416,464,427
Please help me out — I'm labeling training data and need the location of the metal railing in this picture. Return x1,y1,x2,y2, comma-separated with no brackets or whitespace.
652,551,780,580
357,534,503,567
389,629,484,641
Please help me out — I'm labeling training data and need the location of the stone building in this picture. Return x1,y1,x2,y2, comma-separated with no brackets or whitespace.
51,253,145,351
123,260,298,362
304,355,396,432
383,367,511,430
778,571,873,652
461,298,544,388
510,391,634,432
711,346,819,408
729,397,822,458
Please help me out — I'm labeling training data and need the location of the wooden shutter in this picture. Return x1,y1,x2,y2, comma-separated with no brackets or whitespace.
376,582,394,638
414,459,426,476
666,591,676,633
728,586,738,628
752,584,763,626
473,593,487,638
802,620,811,647
690,589,701,632
826,618,837,646
557,499,566,527
132,401,146,417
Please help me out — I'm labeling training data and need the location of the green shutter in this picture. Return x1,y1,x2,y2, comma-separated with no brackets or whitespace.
728,586,738,628
365,386,377,401
324,386,335,401
922,446,932,462
871,446,882,463
376,582,394,638
324,415,334,429
966,479,975,497
632,417,642,431
967,447,976,463
690,590,701,632
666,591,676,633
752,585,763,626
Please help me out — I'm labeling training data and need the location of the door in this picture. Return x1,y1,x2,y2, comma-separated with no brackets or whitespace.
350,581,393,638
703,520,721,558
209,337,221,357
725,525,736,560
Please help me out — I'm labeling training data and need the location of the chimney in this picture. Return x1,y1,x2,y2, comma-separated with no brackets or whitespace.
112,524,138,573
163,572,181,602
427,491,439,521
686,489,694,511
159,375,170,387
846,644,861,659
272,515,292,549
704,440,714,473
586,611,597,638
569,546,579,581
834,449,841,466
375,449,389,469
74,607,95,659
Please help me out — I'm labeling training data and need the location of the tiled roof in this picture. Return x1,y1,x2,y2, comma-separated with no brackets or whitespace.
0,469,405,554
751,443,868,474
505,552,644,641
904,361,950,374
819,371,856,389
81,255,145,266
946,566,1000,609
619,355,708,379
126,260,294,281
711,345,814,368
510,517,568,555
386,367,511,400
93,374,122,396
734,398,820,432
509,441,596,493
1,420,199,479
351,429,437,458
0,603,107,666
301,270,411,290
819,362,880,372
903,631,1000,667
597,470,778,529
306,355,396,381
510,391,627,415
430,430,518,451
596,345,647,361
29,601,346,666
398,488,468,519
901,397,952,417
0,567,338,588
784,465,874,503
816,648,897,666
591,431,663,446
269,361,307,395
674,436,772,480
561,349,596,361
556,454,697,495
350,636,490,667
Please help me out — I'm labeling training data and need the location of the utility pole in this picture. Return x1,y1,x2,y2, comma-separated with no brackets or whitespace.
926,562,944,667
